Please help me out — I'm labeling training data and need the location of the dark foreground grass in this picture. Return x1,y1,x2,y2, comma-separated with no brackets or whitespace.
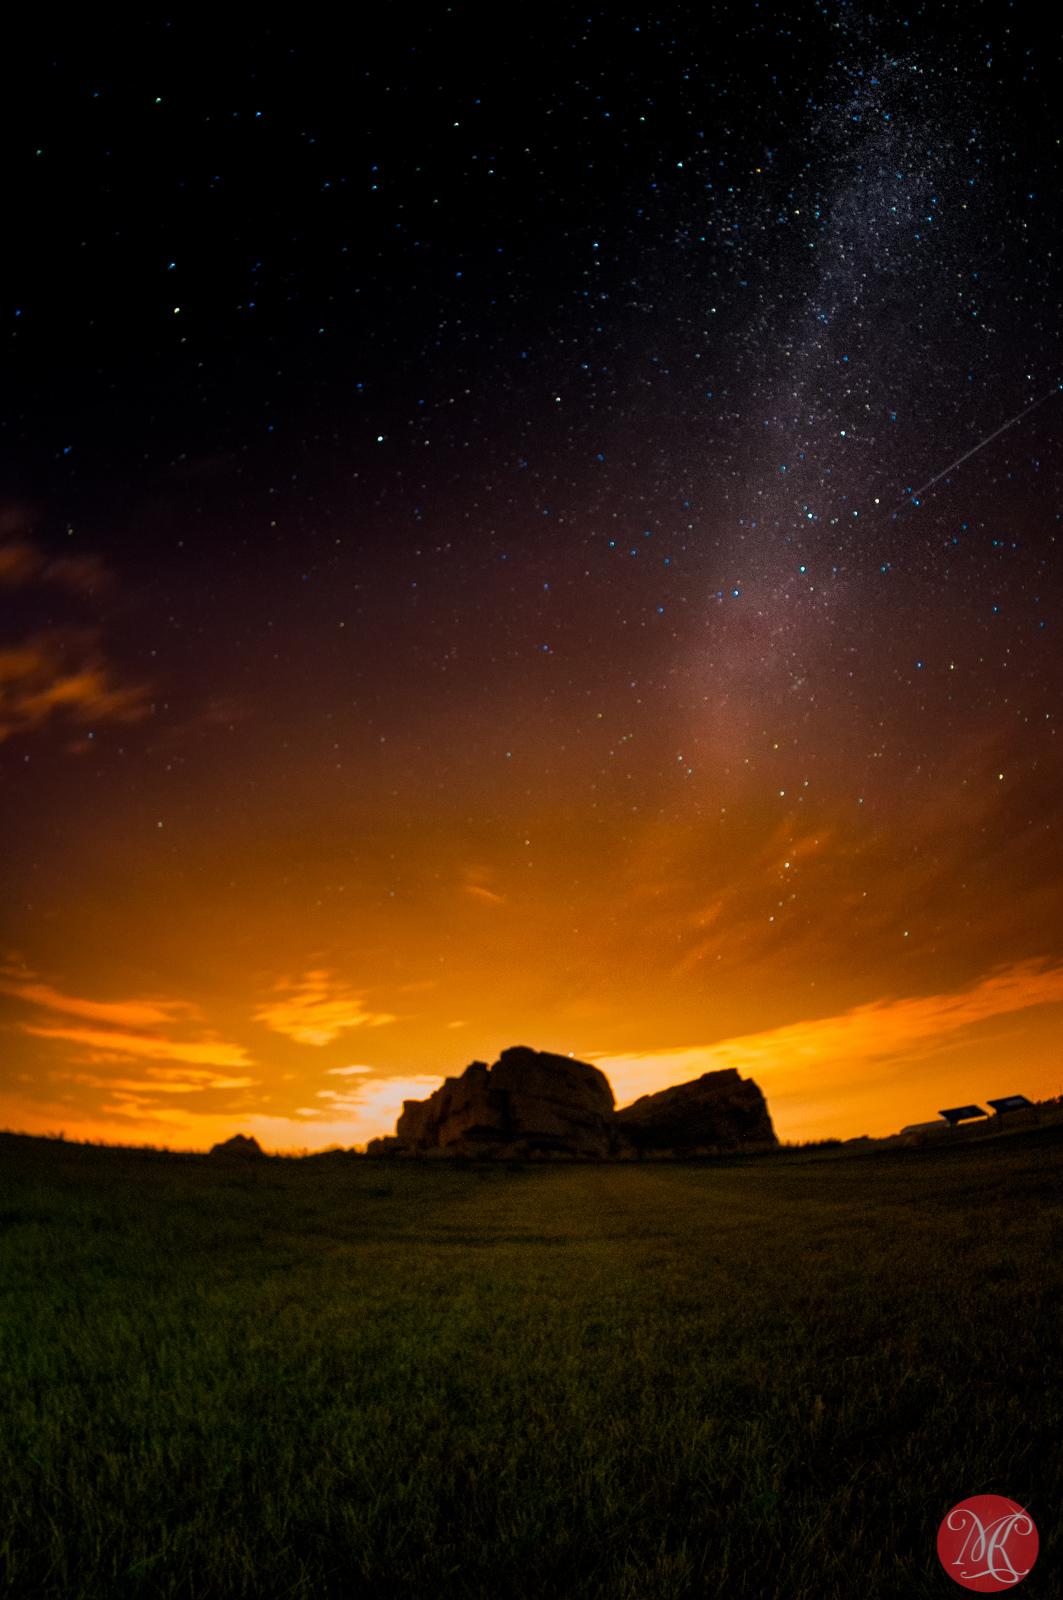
0,1129,1060,1599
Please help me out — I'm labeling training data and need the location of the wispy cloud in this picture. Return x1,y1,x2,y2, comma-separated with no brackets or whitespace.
596,960,1063,1137
4,977,255,1076
0,978,195,1029
254,970,395,1045
0,631,148,744
696,961,1063,1084
0,542,42,586
0,536,111,595
230,1073,443,1152
70,1066,254,1093
23,1023,253,1068
0,1074,440,1156
0,529,145,746
301,1073,441,1139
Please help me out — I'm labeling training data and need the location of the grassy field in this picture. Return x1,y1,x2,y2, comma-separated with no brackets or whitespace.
0,1128,1060,1599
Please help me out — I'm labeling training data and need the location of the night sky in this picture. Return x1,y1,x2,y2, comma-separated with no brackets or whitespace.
2,6,1061,1151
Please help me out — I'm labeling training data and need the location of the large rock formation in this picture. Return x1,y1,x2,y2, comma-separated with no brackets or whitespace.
372,1046,618,1157
614,1068,776,1152
367,1050,777,1158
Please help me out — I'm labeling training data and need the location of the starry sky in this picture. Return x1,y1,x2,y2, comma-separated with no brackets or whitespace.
1,6,1061,1151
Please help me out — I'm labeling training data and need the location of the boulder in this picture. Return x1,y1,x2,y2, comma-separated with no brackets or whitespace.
208,1133,266,1160
491,1046,616,1155
364,1135,406,1157
614,1068,777,1152
390,1046,617,1157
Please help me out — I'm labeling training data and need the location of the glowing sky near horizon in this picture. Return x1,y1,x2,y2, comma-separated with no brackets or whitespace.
1,10,1060,1150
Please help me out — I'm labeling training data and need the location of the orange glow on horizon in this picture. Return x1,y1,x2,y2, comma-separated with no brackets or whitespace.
2,959,1060,1153
1,495,1060,1158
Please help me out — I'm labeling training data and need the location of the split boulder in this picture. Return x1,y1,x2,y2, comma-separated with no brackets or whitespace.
614,1068,777,1152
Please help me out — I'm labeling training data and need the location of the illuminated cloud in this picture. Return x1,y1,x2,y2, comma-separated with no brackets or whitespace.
4,977,255,1076
708,961,1063,1085
71,1066,255,1093
253,970,395,1045
465,884,506,905
0,536,111,594
300,1073,442,1142
0,973,399,1152
0,978,195,1029
596,960,1063,1138
0,531,143,746
23,1023,253,1068
0,541,42,586
39,554,112,595
233,1073,442,1152
0,631,148,743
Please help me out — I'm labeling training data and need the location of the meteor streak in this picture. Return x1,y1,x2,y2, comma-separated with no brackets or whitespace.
900,382,1062,510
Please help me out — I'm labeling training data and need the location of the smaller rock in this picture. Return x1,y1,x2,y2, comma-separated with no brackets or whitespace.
614,1068,776,1152
365,1136,406,1157
208,1133,266,1160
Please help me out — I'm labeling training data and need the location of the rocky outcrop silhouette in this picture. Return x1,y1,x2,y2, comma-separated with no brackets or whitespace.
367,1051,776,1158
613,1068,776,1152
208,1133,266,1160
370,1046,618,1157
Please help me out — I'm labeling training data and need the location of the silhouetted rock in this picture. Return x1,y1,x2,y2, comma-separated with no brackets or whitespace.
364,1135,405,1157
387,1046,618,1157
396,1060,496,1147
208,1133,266,1160
370,1052,777,1159
614,1069,777,1152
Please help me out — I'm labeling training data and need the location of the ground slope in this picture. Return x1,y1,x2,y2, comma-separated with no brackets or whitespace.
0,1129,1060,1598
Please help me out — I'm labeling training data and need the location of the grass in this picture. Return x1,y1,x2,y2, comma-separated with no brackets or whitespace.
0,1127,1060,1598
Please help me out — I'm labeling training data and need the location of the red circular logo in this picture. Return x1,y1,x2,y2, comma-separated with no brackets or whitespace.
937,1496,1039,1591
